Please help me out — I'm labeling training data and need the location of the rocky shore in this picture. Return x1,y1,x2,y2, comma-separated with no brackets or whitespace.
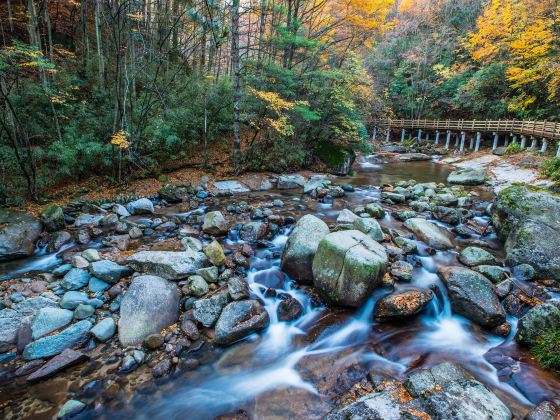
0,161,559,419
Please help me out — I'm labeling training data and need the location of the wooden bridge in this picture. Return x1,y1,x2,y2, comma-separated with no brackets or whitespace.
372,119,560,155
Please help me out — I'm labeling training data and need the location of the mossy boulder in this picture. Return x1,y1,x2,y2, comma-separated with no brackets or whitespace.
312,230,388,307
315,141,355,176
40,204,65,232
515,300,560,347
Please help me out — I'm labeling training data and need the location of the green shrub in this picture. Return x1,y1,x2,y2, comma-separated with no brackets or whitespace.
531,327,560,372
505,142,523,155
542,157,560,182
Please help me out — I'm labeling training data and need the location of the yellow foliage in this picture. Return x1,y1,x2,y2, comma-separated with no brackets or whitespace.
110,130,130,149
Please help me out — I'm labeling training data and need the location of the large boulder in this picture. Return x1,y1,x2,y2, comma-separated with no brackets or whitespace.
404,218,454,250
281,215,329,284
374,289,433,322
438,267,505,328
202,211,228,236
492,186,560,280
447,166,486,185
312,230,388,307
39,205,65,232
277,174,306,189
118,275,180,346
127,250,207,280
214,300,270,345
514,300,560,346
158,184,194,202
0,209,42,261
126,198,154,215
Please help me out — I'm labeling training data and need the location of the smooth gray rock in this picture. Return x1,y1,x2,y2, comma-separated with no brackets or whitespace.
280,215,329,284
448,167,486,185
277,174,306,190
60,268,91,291
23,320,92,360
214,300,270,345
337,209,358,225
459,247,495,267
59,291,89,310
31,307,73,340
213,180,250,193
126,198,154,215
404,218,454,250
118,275,180,346
58,400,86,418
202,211,228,236
0,209,42,261
354,217,384,242
127,250,207,280
192,291,230,327
439,266,505,328
90,318,116,342
89,260,130,283
475,265,508,283
312,230,388,307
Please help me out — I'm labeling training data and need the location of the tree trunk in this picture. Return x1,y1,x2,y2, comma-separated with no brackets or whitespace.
231,0,241,173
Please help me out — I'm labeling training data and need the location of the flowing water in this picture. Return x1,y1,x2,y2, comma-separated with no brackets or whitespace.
2,154,559,418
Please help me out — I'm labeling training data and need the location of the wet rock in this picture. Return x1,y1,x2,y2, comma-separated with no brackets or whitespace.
448,166,486,185
364,203,385,219
491,322,511,337
192,291,230,327
0,209,42,261
312,230,388,307
404,218,454,250
390,261,414,281
374,289,433,322
303,176,330,194
88,277,110,293
180,319,200,341
48,231,72,252
40,205,65,232
182,236,203,252
60,268,91,291
526,400,560,420
196,266,219,283
354,217,384,242
202,211,228,236
58,399,86,418
394,210,417,221
152,358,172,378
127,198,154,215
475,265,508,283
75,213,103,228
459,247,495,267
512,264,536,281
438,266,506,328
74,304,95,320
337,209,358,225
59,291,89,310
277,174,306,190
228,277,249,300
394,237,418,254
214,300,270,345
514,300,560,346
129,226,143,239
204,240,226,266
432,206,465,225
239,222,267,242
23,320,92,360
502,290,535,317
32,307,73,340
495,279,512,299
119,355,138,373
127,250,207,280
185,275,208,297
89,260,130,283
99,213,119,227
90,318,115,342
118,275,180,346
381,191,406,203
280,215,329,285
277,297,303,321
26,348,88,382
143,333,164,350
81,249,100,262
159,184,194,202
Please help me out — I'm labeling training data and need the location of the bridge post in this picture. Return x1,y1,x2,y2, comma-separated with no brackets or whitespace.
401,129,406,143
435,131,440,145
492,132,499,150
417,129,422,143
520,135,527,149
372,127,377,141
425,132,430,142
469,135,474,150
475,132,481,152
557,143,560,158
460,131,466,151
512,135,518,144
386,128,391,142
445,130,451,150
530,136,537,151
454,133,460,149
541,138,548,153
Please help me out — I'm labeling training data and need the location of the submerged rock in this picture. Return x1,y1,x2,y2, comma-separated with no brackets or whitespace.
214,300,270,345
118,275,180,346
0,209,42,262
127,250,207,280
312,230,388,307
438,266,505,328
280,215,329,284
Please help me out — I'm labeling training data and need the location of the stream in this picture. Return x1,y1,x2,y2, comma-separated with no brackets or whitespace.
2,154,559,419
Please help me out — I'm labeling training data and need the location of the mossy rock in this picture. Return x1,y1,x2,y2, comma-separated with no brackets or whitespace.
314,141,355,175
40,204,65,232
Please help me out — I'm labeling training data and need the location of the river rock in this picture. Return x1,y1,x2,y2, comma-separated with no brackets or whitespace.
492,185,560,280
204,240,226,266
303,176,330,194
514,300,560,346
277,297,304,321
374,289,433,322
0,209,42,261
58,400,86,418
448,166,486,185
40,205,65,232
354,217,384,242
475,265,508,283
26,348,88,382
459,247,495,267
526,400,560,420
364,203,385,218
404,218,454,250
394,237,418,254
196,266,219,283
23,320,92,360
31,307,73,340
202,211,228,236
0,310,24,352
127,250,207,280
192,291,230,327
438,266,505,328
337,209,358,225
214,300,270,345
60,268,91,291
118,275,180,346
390,261,414,281
48,231,72,252
277,174,305,189
240,221,267,242
74,304,95,320
185,275,208,297
89,260,130,283
59,291,89,310
158,184,194,202
281,215,329,284
90,318,116,342
212,180,250,194
127,198,154,215
312,230,388,307
182,236,203,252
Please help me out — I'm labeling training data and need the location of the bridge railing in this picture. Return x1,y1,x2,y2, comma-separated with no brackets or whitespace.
374,119,560,140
